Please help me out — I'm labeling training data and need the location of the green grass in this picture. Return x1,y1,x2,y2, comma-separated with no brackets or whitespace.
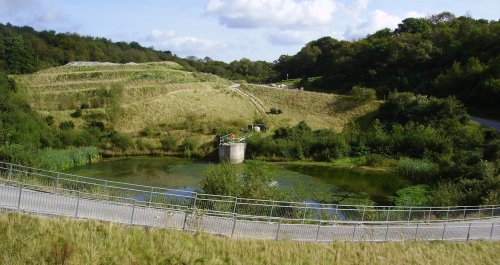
241,84,380,132
11,63,380,155
1,211,499,265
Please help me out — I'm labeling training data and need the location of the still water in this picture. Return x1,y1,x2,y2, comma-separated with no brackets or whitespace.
64,157,408,205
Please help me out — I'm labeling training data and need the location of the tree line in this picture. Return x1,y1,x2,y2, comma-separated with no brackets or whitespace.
1,13,498,115
274,12,500,116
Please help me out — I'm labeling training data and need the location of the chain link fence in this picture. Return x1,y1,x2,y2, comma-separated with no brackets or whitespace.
1,161,499,228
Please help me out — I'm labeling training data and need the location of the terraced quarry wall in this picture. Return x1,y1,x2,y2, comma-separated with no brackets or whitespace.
12,62,380,153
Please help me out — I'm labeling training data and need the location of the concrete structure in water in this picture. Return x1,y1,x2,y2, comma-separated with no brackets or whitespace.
218,142,246,164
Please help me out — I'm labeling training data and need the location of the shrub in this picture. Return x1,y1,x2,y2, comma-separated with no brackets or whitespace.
45,115,55,126
363,154,395,167
70,108,82,118
110,132,133,151
180,137,198,157
431,181,463,206
350,86,376,102
397,158,440,182
80,103,90,109
394,185,431,206
241,160,278,199
200,162,241,196
160,135,178,152
59,121,75,130
270,107,283,114
139,126,155,137
0,144,40,167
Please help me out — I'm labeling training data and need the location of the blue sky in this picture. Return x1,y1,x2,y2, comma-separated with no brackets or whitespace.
1,0,499,62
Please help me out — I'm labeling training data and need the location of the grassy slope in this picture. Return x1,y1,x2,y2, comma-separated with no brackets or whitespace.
1,211,499,265
241,85,380,132
12,63,379,151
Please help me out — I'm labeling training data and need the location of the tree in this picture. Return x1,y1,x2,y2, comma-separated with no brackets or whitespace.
3,36,35,74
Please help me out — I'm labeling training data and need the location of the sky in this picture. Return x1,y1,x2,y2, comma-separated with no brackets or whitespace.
0,0,499,62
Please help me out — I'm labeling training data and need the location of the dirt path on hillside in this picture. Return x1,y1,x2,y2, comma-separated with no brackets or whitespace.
230,84,268,116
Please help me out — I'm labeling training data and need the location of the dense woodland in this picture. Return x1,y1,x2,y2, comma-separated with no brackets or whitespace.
276,13,500,117
0,12,499,206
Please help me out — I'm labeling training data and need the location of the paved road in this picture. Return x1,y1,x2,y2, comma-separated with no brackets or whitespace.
1,184,498,242
472,117,500,131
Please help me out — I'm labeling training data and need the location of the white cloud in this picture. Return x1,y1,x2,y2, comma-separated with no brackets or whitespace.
344,9,426,39
0,0,73,31
35,9,64,23
206,0,338,29
146,29,228,55
405,11,426,18
267,30,317,45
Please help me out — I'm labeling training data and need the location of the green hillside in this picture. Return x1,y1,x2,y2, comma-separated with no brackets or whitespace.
11,62,379,156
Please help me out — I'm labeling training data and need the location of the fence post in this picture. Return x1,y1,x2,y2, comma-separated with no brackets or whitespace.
231,213,237,237
352,223,357,241
446,207,450,222
8,164,13,180
130,199,136,225
301,203,307,224
386,207,391,222
104,180,108,195
414,223,419,241
269,201,275,222
232,198,238,214
490,223,495,240
275,218,282,240
56,172,60,188
428,207,432,222
361,206,366,222
384,223,389,242
148,187,154,206
441,223,447,240
17,185,22,210
182,210,189,231
75,191,80,218
492,207,495,218
466,223,472,242
315,221,321,242
192,193,198,209
462,207,467,221
407,207,412,224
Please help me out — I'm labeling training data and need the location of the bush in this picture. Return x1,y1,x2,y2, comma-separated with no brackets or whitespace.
350,86,376,102
0,144,40,167
45,115,54,126
397,158,440,182
394,185,431,206
180,137,198,157
201,162,241,196
59,121,75,130
363,154,395,167
270,107,283,114
80,103,90,109
70,108,82,118
110,132,133,151
241,160,278,199
431,182,463,206
160,135,178,152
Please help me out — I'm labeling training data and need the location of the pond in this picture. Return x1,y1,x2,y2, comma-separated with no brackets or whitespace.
64,157,408,205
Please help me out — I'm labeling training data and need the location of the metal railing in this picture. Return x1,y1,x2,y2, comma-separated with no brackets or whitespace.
219,133,250,144
0,180,498,242
1,161,499,226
